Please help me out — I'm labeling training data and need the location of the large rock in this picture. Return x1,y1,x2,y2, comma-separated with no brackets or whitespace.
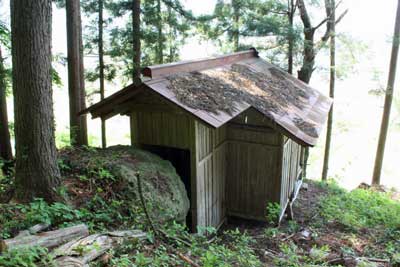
60,146,190,223
111,147,190,223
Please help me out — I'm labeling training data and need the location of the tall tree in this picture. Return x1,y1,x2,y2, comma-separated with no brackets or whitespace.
132,0,141,80
287,0,297,74
156,0,163,63
0,45,12,162
66,0,88,146
322,0,335,181
297,0,347,177
0,20,12,163
11,0,61,202
297,0,347,83
372,0,400,185
232,0,240,51
98,0,107,148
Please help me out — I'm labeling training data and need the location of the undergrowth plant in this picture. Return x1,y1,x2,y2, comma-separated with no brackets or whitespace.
266,202,281,225
0,246,54,267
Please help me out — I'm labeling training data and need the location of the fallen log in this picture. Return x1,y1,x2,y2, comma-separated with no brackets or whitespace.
0,224,89,252
29,223,51,234
14,223,51,238
52,230,146,266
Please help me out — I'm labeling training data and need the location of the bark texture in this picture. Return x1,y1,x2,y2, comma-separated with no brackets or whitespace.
132,0,141,80
11,0,61,202
0,46,12,161
98,0,106,148
232,0,240,52
66,0,88,146
287,0,297,74
372,0,400,185
322,0,335,181
157,0,163,64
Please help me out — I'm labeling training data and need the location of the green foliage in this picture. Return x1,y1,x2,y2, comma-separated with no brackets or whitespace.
0,246,55,267
103,226,262,267
266,202,281,225
319,185,400,230
201,229,262,267
274,242,330,267
0,20,10,49
0,199,84,238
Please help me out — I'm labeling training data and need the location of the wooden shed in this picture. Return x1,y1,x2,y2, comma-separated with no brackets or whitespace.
83,49,332,230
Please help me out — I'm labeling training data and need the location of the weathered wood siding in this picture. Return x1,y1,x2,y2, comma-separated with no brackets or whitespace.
129,90,228,229
280,138,302,209
225,109,282,220
195,122,227,228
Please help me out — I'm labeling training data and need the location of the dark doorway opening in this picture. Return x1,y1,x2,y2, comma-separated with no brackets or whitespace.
142,145,192,230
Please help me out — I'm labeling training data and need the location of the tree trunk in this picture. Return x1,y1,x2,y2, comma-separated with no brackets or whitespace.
66,0,88,147
232,0,240,52
297,0,316,84
132,0,141,81
372,0,400,185
287,0,295,75
98,0,106,148
0,46,12,162
322,0,335,181
10,0,61,202
298,0,315,177
157,0,163,64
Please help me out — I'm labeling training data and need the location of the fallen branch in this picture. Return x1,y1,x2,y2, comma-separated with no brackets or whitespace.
0,224,89,252
177,252,201,267
53,230,146,267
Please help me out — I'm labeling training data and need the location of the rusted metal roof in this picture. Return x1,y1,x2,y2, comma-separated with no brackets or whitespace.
83,49,332,146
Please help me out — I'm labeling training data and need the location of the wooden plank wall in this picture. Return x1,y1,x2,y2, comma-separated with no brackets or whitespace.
195,122,227,228
134,111,192,150
280,139,302,209
225,113,282,220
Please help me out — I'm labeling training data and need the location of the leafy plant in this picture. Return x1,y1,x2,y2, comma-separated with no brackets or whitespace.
266,202,281,225
0,246,55,267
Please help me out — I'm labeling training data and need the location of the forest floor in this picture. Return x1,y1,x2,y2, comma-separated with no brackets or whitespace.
0,148,399,266
222,181,400,267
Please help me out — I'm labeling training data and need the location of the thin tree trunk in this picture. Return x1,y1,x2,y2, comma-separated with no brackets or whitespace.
297,0,316,84
132,0,141,81
287,0,295,74
11,0,61,202
372,0,400,185
156,0,163,64
322,0,335,181
167,6,174,62
0,46,12,162
66,0,88,147
98,0,106,148
232,0,240,52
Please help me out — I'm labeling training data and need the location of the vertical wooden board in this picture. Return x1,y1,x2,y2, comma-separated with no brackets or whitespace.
130,112,139,146
205,159,210,227
197,161,205,227
152,112,161,145
209,157,214,226
190,120,198,229
160,113,168,145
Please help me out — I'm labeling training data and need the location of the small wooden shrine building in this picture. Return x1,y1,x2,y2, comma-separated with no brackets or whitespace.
83,49,332,230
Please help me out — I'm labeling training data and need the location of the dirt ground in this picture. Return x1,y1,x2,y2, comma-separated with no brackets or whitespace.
221,181,392,267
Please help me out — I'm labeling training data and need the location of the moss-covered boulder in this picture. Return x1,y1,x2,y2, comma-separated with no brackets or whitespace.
59,145,190,223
